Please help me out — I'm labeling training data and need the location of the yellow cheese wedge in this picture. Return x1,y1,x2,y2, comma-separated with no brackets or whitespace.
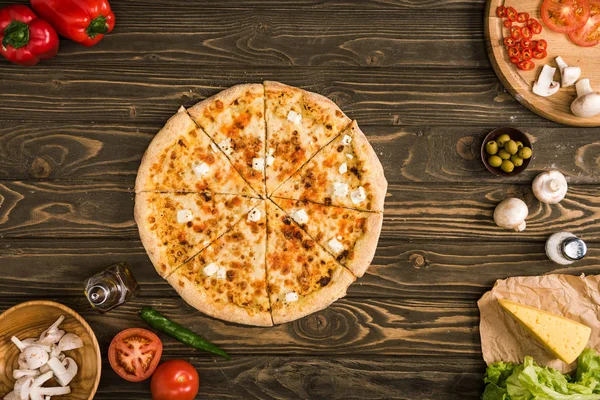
498,298,591,364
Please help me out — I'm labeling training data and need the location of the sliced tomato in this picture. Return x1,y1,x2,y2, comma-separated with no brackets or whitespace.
507,6,518,21
511,26,523,39
510,56,520,64
533,48,548,58
520,26,533,39
568,0,600,46
521,48,533,60
108,328,163,382
517,60,535,70
497,5,507,17
504,19,513,28
518,12,530,22
521,39,532,48
528,18,544,33
508,46,520,58
541,0,591,33
536,39,548,51
504,37,518,47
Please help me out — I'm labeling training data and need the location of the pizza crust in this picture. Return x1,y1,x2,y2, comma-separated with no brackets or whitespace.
187,83,263,122
134,192,172,278
271,265,356,325
167,272,273,327
346,212,383,277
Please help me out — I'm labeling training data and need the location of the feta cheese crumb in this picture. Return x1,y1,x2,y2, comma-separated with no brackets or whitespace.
338,162,347,174
328,237,344,254
346,153,354,159
247,208,262,222
285,292,299,303
176,209,193,223
292,209,308,224
268,148,275,155
350,186,367,204
333,182,349,197
203,263,219,277
287,110,302,124
218,138,233,155
210,142,219,153
266,154,275,167
252,157,265,171
216,267,227,280
341,135,352,145
193,162,210,178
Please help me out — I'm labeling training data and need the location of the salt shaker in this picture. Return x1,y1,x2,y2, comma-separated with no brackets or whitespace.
545,232,587,265
84,263,140,313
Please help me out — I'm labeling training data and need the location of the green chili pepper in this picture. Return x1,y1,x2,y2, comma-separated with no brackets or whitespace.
139,307,230,360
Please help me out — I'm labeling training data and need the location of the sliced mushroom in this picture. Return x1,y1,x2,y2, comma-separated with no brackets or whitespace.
37,386,71,396
14,376,34,400
11,336,27,352
532,64,560,97
555,56,581,88
57,333,83,352
17,352,29,370
38,316,65,345
571,79,600,117
3,391,18,400
22,345,49,370
46,356,76,387
13,369,39,379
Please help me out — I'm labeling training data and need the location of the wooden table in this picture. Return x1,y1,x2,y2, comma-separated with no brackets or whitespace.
0,1,598,399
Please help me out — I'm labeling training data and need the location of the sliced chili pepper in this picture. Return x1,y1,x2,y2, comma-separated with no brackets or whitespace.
520,26,533,40
532,49,547,59
504,37,517,47
521,39,532,48
536,39,548,51
517,60,535,71
528,18,543,34
503,19,513,28
510,56,520,64
508,46,520,58
511,26,522,40
507,6,518,21
517,12,530,23
496,5,507,17
521,48,533,60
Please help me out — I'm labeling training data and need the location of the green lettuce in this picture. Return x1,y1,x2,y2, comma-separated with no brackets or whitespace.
482,349,600,400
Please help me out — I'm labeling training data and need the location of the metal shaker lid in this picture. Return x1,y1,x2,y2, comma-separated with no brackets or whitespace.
561,237,587,261
88,285,109,305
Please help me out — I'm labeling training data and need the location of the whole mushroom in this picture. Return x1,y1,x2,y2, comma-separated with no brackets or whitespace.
532,170,568,204
571,79,600,118
494,198,529,231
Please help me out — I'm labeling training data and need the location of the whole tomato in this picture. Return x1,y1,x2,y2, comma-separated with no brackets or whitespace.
151,360,199,400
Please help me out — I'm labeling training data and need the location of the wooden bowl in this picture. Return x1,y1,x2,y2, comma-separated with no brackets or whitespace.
0,301,101,400
481,127,533,177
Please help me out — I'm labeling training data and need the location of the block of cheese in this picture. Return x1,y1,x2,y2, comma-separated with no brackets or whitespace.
498,298,591,364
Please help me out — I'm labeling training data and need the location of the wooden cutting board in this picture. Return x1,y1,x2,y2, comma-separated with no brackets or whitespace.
485,0,600,127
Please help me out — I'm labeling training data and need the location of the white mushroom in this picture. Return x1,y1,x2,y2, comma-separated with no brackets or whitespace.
555,56,581,88
38,316,65,345
13,369,38,379
17,353,29,370
11,336,27,352
532,65,560,97
14,376,34,400
3,392,17,400
37,386,71,396
532,170,568,204
22,345,49,370
571,78,600,117
57,333,83,352
493,198,529,231
46,356,77,386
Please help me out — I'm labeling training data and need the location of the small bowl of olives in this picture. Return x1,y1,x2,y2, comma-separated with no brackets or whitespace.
481,127,533,177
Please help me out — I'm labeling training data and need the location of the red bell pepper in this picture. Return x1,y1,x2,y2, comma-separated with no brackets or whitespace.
31,0,115,47
0,5,59,66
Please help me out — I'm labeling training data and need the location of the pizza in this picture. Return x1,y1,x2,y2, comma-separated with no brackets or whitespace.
135,82,387,326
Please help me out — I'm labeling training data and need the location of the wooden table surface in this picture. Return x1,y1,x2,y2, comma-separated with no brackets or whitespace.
0,1,598,399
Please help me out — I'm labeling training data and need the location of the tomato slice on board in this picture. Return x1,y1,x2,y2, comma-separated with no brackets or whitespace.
504,37,518,47
517,60,535,70
569,0,600,46
507,6,518,21
541,0,591,33
497,5,507,17
511,26,523,39
518,12,530,22
533,48,548,58
521,48,533,60
108,328,163,382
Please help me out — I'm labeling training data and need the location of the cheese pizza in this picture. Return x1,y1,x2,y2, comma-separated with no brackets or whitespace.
135,82,387,326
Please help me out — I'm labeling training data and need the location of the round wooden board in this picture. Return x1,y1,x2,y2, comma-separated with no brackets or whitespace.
485,0,600,127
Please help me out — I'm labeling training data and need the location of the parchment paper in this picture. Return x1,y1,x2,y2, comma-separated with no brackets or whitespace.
478,274,600,373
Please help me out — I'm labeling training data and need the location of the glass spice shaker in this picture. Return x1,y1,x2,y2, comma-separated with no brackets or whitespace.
545,232,587,265
84,263,140,313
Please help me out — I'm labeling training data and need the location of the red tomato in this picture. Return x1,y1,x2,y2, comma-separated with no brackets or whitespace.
508,46,520,58
521,26,533,39
108,328,163,382
569,0,600,46
528,18,544,33
521,48,533,60
518,12,530,22
521,39,532,48
510,25,523,39
541,0,591,33
517,60,535,70
510,56,520,64
536,39,548,51
497,5,507,17
151,360,199,400
504,37,518,47
533,48,548,58
504,19,513,28
507,6,518,21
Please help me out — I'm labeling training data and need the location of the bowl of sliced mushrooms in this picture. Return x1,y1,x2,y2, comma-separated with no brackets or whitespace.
0,301,101,400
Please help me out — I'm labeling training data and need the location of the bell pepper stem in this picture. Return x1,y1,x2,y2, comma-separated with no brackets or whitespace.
3,21,30,50
86,15,109,39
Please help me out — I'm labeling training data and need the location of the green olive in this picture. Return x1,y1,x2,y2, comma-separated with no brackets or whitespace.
488,155,502,167
497,134,511,147
518,146,532,159
515,141,524,150
501,160,515,173
505,140,518,155
511,155,523,167
485,141,499,155
498,149,511,160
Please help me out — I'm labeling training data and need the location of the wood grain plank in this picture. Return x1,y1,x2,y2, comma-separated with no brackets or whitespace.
2,122,597,184
1,239,598,299
0,65,549,127
1,181,598,240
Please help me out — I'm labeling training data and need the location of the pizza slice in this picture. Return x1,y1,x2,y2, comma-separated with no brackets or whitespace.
168,202,271,326
264,81,352,195
271,121,387,212
187,84,266,197
135,107,255,197
135,192,259,278
266,201,355,324
271,198,382,277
